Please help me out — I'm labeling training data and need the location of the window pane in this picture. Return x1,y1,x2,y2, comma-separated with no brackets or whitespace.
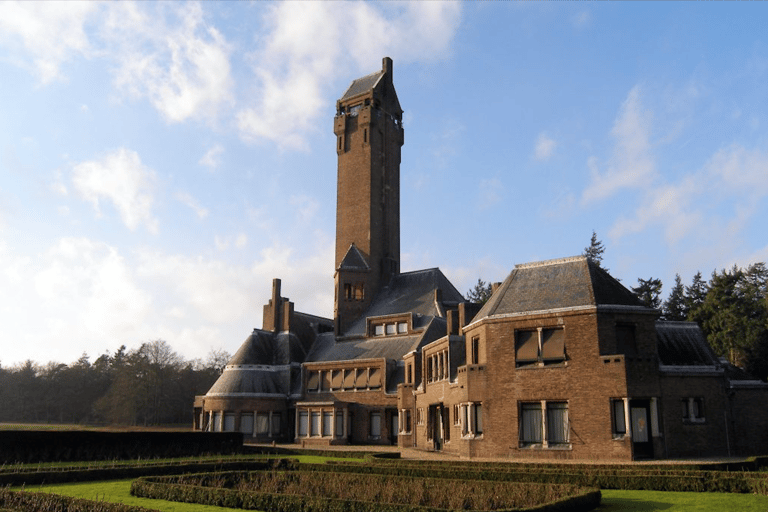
336,412,344,437
547,403,568,444
375,324,384,336
613,400,626,434
386,323,396,335
256,413,269,435
541,329,565,361
398,322,408,334
370,412,381,437
311,412,321,436
240,413,254,435
516,331,539,363
298,412,308,437
271,414,281,436
475,404,483,434
521,404,542,443
323,412,333,437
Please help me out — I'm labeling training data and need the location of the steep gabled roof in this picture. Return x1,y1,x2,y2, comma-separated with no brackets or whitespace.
338,244,370,271
344,268,464,336
473,256,647,322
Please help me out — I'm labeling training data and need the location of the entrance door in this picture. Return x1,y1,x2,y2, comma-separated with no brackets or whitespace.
630,399,653,459
428,404,443,450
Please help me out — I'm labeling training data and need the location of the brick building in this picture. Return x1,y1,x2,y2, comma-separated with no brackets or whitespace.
194,58,768,459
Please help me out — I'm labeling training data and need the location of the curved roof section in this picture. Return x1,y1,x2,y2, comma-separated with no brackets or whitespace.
205,366,289,396
473,256,647,322
344,268,464,336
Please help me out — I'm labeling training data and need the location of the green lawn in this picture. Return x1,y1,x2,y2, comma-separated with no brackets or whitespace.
19,479,768,512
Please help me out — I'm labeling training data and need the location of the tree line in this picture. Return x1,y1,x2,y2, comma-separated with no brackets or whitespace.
0,340,229,426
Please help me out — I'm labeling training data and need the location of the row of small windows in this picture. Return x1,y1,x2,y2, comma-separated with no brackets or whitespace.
306,368,382,392
204,411,281,437
297,410,345,438
343,283,364,301
426,349,449,383
372,321,408,336
515,328,566,367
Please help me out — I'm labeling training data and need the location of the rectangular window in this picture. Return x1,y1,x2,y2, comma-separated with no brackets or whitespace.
516,328,565,366
520,401,570,447
612,399,626,436
374,324,385,336
398,322,408,334
520,403,542,445
406,364,412,384
240,413,254,435
255,413,269,435
370,412,382,437
311,412,321,436
474,404,483,435
541,329,565,362
453,404,460,425
405,410,412,432
336,412,344,437
546,402,568,445
682,397,705,423
307,371,319,392
515,330,539,365
271,413,281,436
386,323,396,335
323,411,333,437
471,337,480,365
298,411,308,437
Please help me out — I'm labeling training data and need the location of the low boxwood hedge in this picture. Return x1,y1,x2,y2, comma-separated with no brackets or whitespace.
0,489,158,512
131,469,601,512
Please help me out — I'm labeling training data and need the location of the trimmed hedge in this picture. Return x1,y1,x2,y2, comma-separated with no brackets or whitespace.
131,470,601,512
0,489,158,512
311,460,768,494
0,431,243,464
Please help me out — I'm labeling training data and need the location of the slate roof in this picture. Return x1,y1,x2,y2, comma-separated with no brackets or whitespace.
344,268,465,336
338,244,369,271
307,317,446,363
228,329,312,366
205,366,289,396
340,70,384,101
656,321,720,366
473,256,647,322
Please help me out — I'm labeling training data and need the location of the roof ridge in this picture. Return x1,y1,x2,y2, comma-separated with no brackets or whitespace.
515,255,586,270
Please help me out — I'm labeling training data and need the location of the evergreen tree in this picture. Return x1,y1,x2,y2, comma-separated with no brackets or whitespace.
583,230,606,269
632,277,663,309
684,271,708,323
662,274,687,321
466,278,493,305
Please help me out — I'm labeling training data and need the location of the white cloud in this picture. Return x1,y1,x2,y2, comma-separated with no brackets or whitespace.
0,1,97,83
237,2,461,148
235,233,248,249
71,148,158,233
582,86,656,203
175,191,209,219
534,132,556,161
105,2,233,124
478,177,503,210
199,143,224,170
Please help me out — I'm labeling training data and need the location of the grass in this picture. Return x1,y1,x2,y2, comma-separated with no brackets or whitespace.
598,489,768,511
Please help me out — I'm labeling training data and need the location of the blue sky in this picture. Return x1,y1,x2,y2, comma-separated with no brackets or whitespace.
2,2,767,367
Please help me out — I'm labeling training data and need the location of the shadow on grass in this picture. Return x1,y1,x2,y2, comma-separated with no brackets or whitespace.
598,498,673,511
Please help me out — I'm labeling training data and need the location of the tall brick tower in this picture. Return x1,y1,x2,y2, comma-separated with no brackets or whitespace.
333,57,404,335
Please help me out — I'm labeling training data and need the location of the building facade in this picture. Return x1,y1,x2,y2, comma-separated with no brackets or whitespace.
194,58,768,460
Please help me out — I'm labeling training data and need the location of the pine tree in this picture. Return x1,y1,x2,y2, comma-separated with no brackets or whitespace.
662,273,687,321
631,277,663,309
466,279,493,305
684,271,708,323
583,230,606,269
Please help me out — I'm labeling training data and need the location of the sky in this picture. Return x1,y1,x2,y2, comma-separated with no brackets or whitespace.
1,2,768,368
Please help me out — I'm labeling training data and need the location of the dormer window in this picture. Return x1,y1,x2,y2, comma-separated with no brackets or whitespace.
370,318,409,337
